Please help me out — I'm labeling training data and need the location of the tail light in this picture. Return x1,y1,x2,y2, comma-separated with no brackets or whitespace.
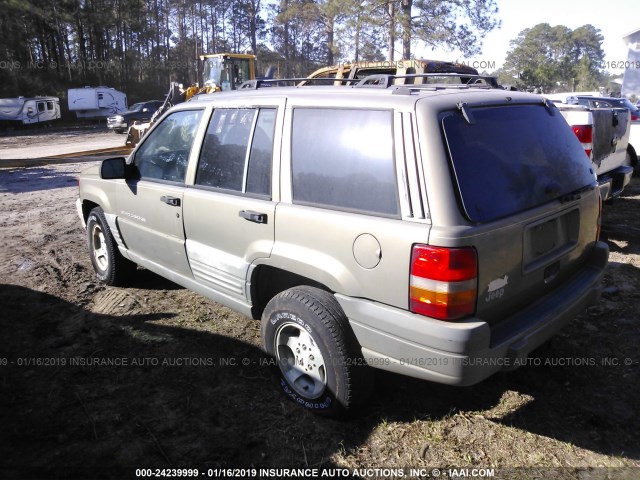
632,114,639,121
410,245,477,321
572,125,593,159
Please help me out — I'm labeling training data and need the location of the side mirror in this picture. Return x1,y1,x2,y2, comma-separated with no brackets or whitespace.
100,157,128,179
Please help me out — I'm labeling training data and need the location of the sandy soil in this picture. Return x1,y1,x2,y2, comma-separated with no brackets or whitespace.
0,126,125,159
0,160,639,480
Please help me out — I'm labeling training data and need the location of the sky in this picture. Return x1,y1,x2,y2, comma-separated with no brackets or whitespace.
411,0,640,75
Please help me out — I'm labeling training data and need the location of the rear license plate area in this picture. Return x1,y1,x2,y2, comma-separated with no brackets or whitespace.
523,208,579,273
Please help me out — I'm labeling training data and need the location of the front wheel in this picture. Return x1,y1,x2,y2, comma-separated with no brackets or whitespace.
261,286,372,417
86,207,136,286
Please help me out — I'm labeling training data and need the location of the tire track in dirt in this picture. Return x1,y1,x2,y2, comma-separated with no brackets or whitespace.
91,288,142,315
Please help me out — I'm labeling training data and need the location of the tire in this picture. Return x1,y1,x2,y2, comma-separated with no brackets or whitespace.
624,147,638,174
261,286,372,417
86,207,136,286
114,128,125,134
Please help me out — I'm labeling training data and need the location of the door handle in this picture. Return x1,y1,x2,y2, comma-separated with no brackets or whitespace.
160,195,181,206
239,210,267,224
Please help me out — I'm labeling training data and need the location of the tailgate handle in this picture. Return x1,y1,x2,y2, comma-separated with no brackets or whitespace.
239,210,267,224
160,195,181,207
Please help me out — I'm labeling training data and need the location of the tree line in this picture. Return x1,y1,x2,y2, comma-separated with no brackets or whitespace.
0,0,612,103
498,23,609,93
0,0,499,101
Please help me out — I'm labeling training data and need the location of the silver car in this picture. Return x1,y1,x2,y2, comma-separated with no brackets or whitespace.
77,76,608,416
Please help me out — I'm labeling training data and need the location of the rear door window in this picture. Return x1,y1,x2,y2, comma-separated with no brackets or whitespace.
442,104,595,223
291,108,399,217
196,108,275,196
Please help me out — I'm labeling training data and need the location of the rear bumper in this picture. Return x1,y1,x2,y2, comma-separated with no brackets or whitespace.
598,165,633,200
338,241,609,386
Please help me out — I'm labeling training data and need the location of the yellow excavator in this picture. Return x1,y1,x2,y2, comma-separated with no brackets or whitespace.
126,53,258,146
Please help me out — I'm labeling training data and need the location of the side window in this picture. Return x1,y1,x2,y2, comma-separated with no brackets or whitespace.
291,109,399,216
246,109,275,195
196,108,275,197
134,109,203,183
46,101,53,111
37,102,45,113
593,100,613,108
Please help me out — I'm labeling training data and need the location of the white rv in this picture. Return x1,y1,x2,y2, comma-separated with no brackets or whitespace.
68,86,127,118
0,96,61,125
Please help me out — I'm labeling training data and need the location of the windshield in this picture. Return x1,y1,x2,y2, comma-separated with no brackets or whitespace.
128,103,145,112
203,58,224,88
203,57,251,91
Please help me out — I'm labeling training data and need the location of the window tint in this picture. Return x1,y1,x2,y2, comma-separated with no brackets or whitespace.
291,109,398,216
134,109,203,182
442,105,596,223
246,109,275,195
196,108,274,196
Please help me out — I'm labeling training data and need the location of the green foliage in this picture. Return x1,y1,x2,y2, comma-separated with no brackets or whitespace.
503,23,606,93
411,0,500,57
0,0,500,98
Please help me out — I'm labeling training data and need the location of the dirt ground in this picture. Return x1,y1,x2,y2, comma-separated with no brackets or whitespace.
0,156,639,480
0,125,123,159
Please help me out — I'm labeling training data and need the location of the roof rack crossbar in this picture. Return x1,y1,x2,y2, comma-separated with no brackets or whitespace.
354,73,499,90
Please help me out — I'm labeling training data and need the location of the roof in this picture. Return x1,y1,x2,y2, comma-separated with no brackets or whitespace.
0,96,59,104
622,27,640,41
186,82,548,114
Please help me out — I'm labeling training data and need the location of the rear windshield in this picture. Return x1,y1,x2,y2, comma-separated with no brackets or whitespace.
442,104,596,223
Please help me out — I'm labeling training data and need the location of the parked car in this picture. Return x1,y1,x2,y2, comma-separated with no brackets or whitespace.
570,95,639,121
77,75,608,417
107,100,163,134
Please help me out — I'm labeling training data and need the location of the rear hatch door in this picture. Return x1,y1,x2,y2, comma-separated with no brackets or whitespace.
439,101,600,325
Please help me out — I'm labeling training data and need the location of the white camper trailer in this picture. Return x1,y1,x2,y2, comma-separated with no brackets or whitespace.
67,86,127,119
0,96,61,125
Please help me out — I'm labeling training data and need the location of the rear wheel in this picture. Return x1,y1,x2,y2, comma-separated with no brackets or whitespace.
261,286,372,417
87,207,136,286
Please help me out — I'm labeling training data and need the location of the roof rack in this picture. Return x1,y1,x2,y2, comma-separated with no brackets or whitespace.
237,73,501,92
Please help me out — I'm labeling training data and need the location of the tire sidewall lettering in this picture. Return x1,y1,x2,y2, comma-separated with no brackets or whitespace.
279,379,332,410
271,311,313,336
